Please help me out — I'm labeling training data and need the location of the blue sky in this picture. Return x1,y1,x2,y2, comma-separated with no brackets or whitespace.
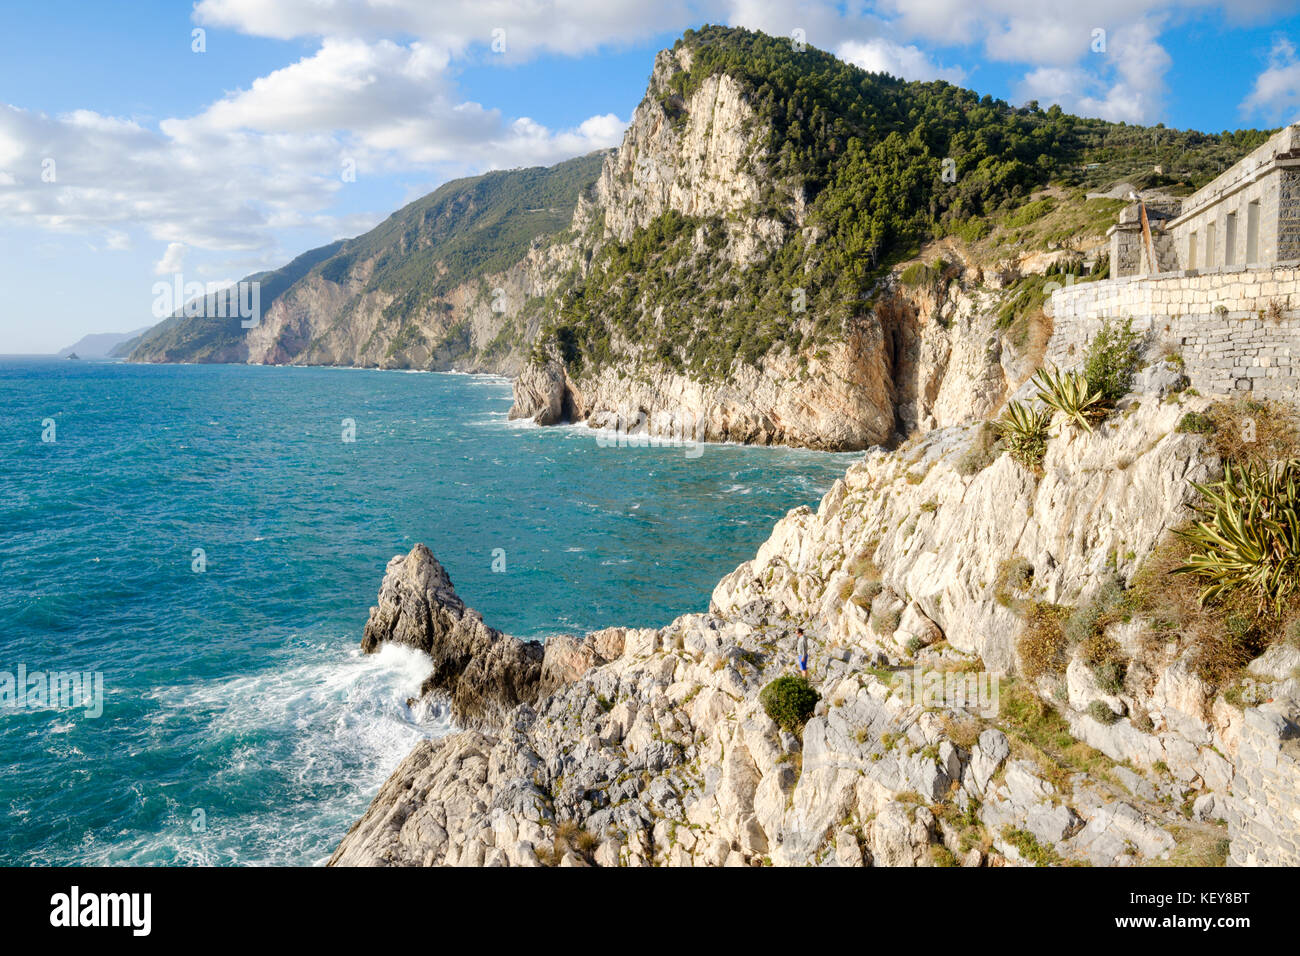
2,0,1298,353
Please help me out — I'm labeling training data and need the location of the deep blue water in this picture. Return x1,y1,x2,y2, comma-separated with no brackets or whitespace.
0,358,856,865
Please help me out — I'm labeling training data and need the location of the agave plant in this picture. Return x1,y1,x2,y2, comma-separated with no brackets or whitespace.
994,401,1052,471
1032,365,1106,432
1173,458,1300,614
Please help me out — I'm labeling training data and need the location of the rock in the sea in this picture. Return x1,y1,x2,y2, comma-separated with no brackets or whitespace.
508,353,576,426
361,543,609,727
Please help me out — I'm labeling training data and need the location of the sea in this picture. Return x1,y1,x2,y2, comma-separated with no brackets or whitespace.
0,357,858,865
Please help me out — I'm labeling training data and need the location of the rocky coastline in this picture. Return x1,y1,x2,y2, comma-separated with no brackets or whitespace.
331,359,1300,867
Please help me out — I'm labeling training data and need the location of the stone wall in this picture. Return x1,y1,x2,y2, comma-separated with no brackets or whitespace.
1046,264,1300,400
1169,169,1286,270
1226,702,1300,866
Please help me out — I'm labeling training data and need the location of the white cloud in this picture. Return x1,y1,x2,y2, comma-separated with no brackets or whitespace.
0,101,345,253
193,0,704,59
1015,18,1172,123
174,38,626,169
154,242,187,274
868,1,1267,124
0,33,626,265
724,0,868,47
837,38,967,83
1241,37,1300,121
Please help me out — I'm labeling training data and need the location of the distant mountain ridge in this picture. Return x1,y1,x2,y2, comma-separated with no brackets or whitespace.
127,152,607,372
57,326,152,358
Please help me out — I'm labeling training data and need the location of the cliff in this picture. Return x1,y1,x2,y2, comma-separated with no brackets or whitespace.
504,28,1263,450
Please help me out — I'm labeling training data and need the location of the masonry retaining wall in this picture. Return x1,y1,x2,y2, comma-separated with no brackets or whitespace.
1226,703,1300,866
1046,264,1300,401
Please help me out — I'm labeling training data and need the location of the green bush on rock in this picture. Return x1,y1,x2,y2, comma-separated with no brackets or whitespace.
995,401,1052,470
760,675,821,733
1082,317,1143,404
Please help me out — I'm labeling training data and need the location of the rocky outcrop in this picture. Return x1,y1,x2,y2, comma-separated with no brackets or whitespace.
594,47,794,265
710,363,1216,672
331,560,1221,868
360,544,619,728
507,353,574,426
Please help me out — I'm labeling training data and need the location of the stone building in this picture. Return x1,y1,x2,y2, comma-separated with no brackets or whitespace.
1110,122,1300,277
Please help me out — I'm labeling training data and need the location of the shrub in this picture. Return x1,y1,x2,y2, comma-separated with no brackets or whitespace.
957,420,1002,475
871,605,903,635
1033,365,1105,432
846,550,879,579
1205,398,1300,464
1193,612,1267,685
542,820,599,866
940,714,982,749
1174,458,1300,614
1082,317,1143,403
1064,596,1103,648
994,401,1052,470
1176,410,1216,434
1087,700,1121,725
930,845,960,867
995,555,1035,608
900,257,948,289
1065,576,1126,664
760,675,820,733
852,579,884,608
1001,825,1062,866
1082,632,1127,694
1018,602,1070,680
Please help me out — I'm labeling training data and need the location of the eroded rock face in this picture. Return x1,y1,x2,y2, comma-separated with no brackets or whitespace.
508,280,1038,450
597,50,784,262
710,385,1218,673
337,381,1294,867
361,544,615,728
507,354,570,426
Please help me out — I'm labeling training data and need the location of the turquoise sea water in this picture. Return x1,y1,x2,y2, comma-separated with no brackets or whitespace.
0,358,857,865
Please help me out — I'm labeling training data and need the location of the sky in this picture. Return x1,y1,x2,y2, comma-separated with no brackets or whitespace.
1,0,1298,353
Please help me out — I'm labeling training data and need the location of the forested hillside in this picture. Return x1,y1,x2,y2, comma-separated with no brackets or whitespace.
534,25,1273,383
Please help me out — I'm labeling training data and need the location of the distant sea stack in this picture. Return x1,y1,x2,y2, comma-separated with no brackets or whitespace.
57,325,152,359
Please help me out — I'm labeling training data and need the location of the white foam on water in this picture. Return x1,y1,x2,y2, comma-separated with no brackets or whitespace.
98,641,451,866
